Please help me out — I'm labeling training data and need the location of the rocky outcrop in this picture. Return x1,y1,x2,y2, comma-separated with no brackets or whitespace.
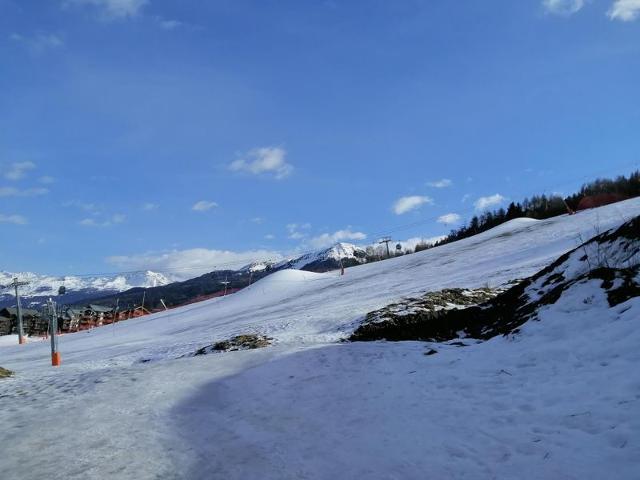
351,216,640,343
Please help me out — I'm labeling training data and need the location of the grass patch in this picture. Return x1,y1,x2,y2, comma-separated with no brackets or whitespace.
0,367,14,379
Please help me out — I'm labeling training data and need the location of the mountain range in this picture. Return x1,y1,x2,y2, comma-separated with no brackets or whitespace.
0,242,378,309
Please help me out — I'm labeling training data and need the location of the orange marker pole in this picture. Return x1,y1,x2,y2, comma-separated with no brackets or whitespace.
47,299,61,367
51,351,61,367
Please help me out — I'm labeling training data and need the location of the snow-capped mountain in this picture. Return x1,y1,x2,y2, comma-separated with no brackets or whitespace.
276,242,368,272
2,238,439,310
0,270,172,308
239,261,279,273
240,243,368,274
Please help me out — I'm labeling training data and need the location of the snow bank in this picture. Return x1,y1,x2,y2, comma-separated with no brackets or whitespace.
1,198,639,479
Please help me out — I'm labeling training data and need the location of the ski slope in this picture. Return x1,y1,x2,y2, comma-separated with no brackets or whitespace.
1,199,639,479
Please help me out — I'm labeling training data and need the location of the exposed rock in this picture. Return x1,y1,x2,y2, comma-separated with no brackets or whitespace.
0,367,13,379
350,287,508,342
195,334,273,355
351,215,640,343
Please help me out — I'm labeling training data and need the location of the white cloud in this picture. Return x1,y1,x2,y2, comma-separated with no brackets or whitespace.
192,200,218,212
461,194,471,203
142,202,159,211
107,247,284,281
111,213,126,224
63,200,99,212
264,234,275,240
542,0,585,15
0,213,28,225
474,194,507,211
286,222,311,239
4,161,36,180
437,213,461,225
608,0,640,21
392,195,433,215
287,223,311,232
79,214,125,227
38,176,56,184
427,179,452,188
65,0,148,18
157,18,183,30
10,33,63,54
250,217,265,224
0,186,49,197
229,147,293,180
308,229,367,249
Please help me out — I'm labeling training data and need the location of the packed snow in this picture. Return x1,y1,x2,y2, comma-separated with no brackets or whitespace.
1,199,639,479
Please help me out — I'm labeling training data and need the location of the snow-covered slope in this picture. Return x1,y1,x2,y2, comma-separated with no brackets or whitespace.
1,198,639,480
0,270,172,308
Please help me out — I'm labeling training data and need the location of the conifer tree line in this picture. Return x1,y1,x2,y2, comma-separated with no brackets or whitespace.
428,170,640,250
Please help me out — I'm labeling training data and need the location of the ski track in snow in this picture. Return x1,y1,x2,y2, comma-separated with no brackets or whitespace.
1,199,639,479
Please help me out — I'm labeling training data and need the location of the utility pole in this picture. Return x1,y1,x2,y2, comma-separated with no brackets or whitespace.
113,298,119,337
8,278,29,345
562,198,576,215
47,298,61,366
220,275,230,296
141,289,146,311
379,237,392,258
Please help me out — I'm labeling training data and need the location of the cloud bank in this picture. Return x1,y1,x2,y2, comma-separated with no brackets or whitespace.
608,0,640,21
107,247,283,280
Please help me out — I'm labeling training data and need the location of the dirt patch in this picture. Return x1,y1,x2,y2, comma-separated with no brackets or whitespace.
0,367,14,379
194,334,273,355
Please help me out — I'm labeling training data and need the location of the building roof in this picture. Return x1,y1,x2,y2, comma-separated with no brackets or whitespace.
88,304,115,313
63,307,85,318
0,307,41,317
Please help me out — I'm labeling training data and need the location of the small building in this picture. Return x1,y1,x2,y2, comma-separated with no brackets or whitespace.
60,307,84,332
0,310,12,336
85,304,115,326
129,306,151,318
52,303,151,334
59,304,119,332
0,307,46,336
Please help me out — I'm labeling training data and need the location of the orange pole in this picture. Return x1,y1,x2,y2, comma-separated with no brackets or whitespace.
51,351,61,367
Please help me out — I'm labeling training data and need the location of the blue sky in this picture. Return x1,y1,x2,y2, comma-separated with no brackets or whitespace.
1,0,639,277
